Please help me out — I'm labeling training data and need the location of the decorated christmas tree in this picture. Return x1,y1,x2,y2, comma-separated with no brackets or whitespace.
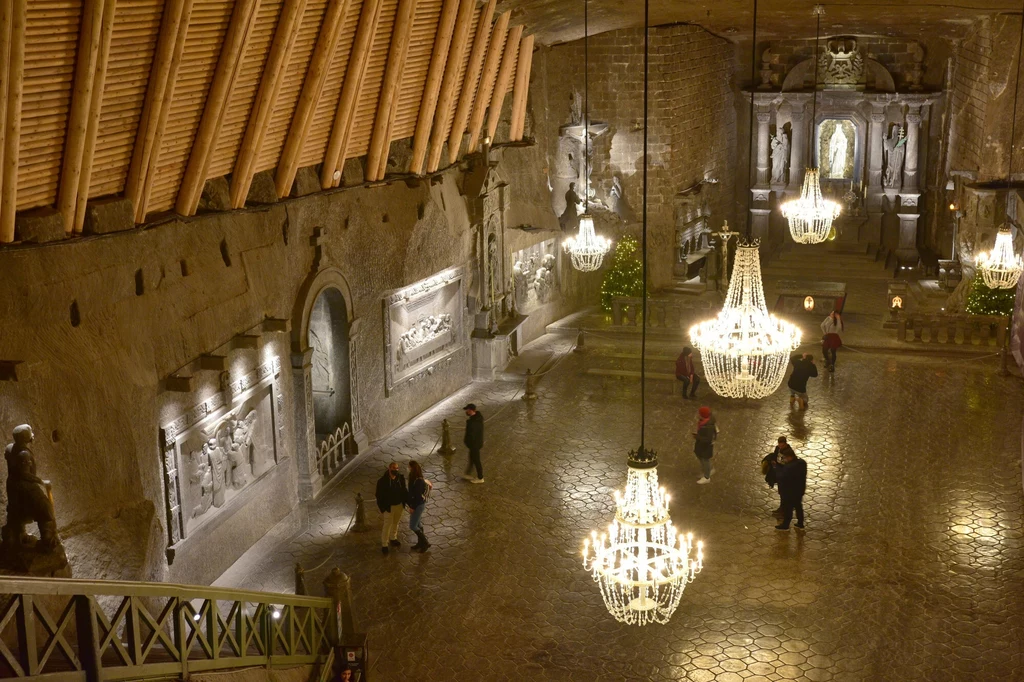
964,276,1015,316
600,235,644,311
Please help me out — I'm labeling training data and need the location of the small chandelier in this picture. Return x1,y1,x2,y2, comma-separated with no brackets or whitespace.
689,241,802,398
563,0,611,273
977,224,1023,289
779,6,840,245
781,169,841,244
583,448,703,626
563,214,611,272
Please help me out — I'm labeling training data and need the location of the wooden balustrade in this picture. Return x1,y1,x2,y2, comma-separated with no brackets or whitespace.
897,313,1008,347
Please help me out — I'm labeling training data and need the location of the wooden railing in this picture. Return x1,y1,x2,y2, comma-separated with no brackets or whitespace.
897,313,1009,347
317,423,355,481
0,577,335,680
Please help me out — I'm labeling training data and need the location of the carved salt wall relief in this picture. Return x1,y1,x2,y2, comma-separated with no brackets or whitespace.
512,239,559,313
160,357,282,548
383,267,465,394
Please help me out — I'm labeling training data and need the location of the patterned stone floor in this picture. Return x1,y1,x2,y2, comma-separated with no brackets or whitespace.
218,333,1024,681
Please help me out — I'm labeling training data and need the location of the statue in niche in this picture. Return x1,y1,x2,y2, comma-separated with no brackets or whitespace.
208,438,228,508
569,88,583,127
559,182,581,232
189,444,214,518
512,260,529,310
606,175,636,223
828,126,849,179
1,425,68,573
770,132,789,184
883,125,907,189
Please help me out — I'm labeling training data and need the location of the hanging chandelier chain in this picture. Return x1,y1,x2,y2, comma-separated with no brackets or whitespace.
584,0,589,212
1009,0,1024,181
744,0,758,238
640,0,648,449
810,7,821,167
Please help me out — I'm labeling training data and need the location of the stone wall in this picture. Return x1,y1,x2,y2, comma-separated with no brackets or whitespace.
0,138,580,583
534,24,738,288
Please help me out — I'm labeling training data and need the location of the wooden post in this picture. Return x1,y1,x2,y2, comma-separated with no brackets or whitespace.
73,0,116,234
0,0,25,244
322,568,354,643
125,0,194,224
231,0,307,208
0,0,13,243
74,595,101,682
177,0,263,215
366,0,417,182
275,0,353,199
484,23,521,142
445,0,495,166
320,0,384,189
509,33,533,141
465,11,509,158
408,0,459,175
424,0,476,173
57,0,106,234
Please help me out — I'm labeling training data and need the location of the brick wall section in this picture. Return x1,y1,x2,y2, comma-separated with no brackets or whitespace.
948,19,993,176
536,24,737,287
766,36,924,90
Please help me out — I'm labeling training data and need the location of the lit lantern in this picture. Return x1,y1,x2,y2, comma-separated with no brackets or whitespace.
803,296,815,311
891,295,903,310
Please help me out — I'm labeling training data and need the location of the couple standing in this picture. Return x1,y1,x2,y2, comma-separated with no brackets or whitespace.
376,460,432,555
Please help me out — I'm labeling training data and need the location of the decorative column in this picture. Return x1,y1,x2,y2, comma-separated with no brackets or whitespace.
292,348,323,500
866,100,887,245
755,108,771,187
903,107,923,192
788,104,806,194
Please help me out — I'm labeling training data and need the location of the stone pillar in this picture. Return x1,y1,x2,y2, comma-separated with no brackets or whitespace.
866,101,887,245
750,204,771,242
896,209,921,266
788,106,806,193
755,109,771,187
903,108,923,192
291,348,322,500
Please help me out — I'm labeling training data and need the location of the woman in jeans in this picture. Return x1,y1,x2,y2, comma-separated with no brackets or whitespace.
693,406,717,485
820,311,844,371
406,460,432,552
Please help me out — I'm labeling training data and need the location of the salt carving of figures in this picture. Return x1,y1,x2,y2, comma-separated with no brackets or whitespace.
208,438,228,507
559,182,581,232
827,126,848,178
606,175,636,223
190,447,214,518
770,133,789,184
513,261,528,309
534,267,551,304
883,125,907,189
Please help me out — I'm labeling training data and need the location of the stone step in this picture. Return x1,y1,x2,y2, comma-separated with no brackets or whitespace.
585,368,677,381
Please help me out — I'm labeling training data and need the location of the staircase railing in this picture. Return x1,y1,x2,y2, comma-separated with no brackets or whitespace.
0,576,336,680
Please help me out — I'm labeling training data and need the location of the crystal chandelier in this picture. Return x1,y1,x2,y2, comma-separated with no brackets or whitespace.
781,169,841,244
689,241,802,398
563,0,611,272
582,448,703,626
779,6,841,245
562,214,611,272
977,224,1023,289
581,0,703,627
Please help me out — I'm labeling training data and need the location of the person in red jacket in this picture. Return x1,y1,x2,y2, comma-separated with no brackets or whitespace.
675,347,701,399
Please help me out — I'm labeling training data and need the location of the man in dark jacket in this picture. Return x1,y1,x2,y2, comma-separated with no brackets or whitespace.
762,436,795,517
675,347,701,399
375,462,408,554
775,448,807,531
462,404,485,483
787,354,818,410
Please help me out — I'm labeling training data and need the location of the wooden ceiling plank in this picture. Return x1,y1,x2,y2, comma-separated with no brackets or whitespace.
423,0,473,173
125,0,195,223
320,0,384,189
366,0,417,182
509,32,533,141
177,0,263,216
465,9,507,156
0,0,13,243
274,0,352,199
484,22,519,142
0,0,25,244
230,0,307,208
445,0,493,166
408,0,457,175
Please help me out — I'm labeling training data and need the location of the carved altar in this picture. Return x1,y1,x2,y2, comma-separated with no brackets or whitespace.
748,36,940,264
512,239,559,313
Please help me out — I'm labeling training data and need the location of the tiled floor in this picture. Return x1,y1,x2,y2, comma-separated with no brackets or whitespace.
218,333,1024,681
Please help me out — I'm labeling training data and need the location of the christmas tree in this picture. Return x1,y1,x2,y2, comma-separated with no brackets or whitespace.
964,276,1015,316
600,235,644,311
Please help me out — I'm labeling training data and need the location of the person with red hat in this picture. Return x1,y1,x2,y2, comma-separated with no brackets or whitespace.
693,406,718,484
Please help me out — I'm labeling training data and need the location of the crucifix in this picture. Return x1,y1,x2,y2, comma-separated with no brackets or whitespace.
710,220,736,292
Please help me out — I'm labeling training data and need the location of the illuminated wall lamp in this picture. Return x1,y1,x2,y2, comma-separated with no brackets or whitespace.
803,296,815,311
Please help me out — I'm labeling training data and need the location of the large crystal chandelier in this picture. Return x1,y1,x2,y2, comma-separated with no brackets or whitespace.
563,0,611,272
977,224,1023,289
583,448,703,626
563,214,611,272
781,169,841,244
689,241,802,398
779,6,840,245
581,0,703,627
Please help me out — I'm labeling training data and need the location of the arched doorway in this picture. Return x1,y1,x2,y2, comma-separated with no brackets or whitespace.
308,287,352,480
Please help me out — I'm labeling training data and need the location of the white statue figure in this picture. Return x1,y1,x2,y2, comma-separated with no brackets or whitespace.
770,133,789,184
827,126,849,179
883,125,907,189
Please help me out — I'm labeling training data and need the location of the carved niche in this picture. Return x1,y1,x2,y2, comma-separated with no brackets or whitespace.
160,357,282,548
383,267,465,394
512,239,559,313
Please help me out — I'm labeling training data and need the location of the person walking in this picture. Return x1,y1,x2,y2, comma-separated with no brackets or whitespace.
775,447,807,531
821,311,844,372
462,403,485,483
375,462,408,555
787,353,818,409
406,460,433,553
693,406,717,484
675,347,701,399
